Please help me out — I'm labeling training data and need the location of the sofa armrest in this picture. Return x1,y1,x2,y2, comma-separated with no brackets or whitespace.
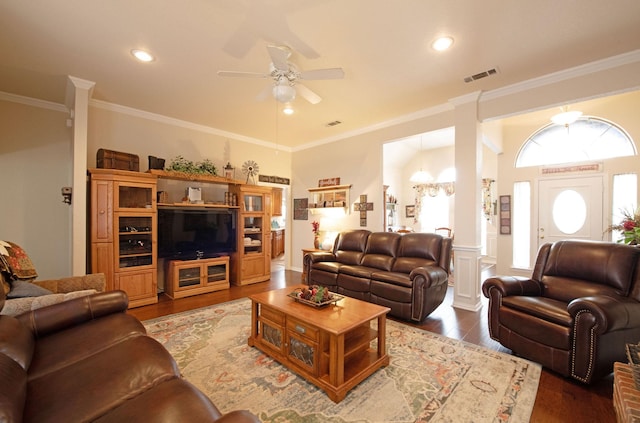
32,273,106,294
215,410,262,423
409,266,448,288
568,295,640,333
481,276,542,298
15,290,129,338
304,251,336,264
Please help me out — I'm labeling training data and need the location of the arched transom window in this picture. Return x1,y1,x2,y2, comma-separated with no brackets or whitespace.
516,116,636,168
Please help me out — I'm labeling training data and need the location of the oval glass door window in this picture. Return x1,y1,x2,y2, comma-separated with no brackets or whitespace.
552,189,586,234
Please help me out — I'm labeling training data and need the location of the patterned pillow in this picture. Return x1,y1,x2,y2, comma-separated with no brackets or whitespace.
6,280,53,299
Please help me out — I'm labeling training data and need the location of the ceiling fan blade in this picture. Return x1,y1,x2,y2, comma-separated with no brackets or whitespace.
217,71,269,78
299,67,345,80
296,84,322,104
256,84,273,101
267,45,291,71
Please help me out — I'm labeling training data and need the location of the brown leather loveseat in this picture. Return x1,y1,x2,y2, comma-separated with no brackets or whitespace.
304,230,452,321
0,288,259,422
482,240,640,384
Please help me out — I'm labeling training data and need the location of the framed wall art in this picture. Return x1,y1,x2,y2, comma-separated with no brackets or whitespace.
405,205,415,218
499,195,511,234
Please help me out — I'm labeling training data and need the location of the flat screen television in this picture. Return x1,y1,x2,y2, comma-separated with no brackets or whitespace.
158,207,237,259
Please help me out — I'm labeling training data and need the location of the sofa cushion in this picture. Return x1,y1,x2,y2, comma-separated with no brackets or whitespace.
370,280,412,302
392,257,437,274
370,270,412,288
27,312,146,380
541,240,640,296
6,280,52,299
499,305,572,350
25,336,180,423
1,290,99,316
360,233,400,271
93,378,222,422
334,230,370,265
540,276,622,303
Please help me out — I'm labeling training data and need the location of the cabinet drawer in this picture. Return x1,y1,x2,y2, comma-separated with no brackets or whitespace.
287,317,319,342
260,305,284,325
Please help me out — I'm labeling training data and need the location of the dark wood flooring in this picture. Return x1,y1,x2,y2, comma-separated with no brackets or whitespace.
128,267,615,423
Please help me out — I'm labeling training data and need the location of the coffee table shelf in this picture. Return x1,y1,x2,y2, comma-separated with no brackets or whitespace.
248,285,390,403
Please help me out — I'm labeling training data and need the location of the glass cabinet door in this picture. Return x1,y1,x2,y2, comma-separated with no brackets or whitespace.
118,216,153,269
116,183,153,210
243,216,263,254
243,194,263,212
177,266,202,288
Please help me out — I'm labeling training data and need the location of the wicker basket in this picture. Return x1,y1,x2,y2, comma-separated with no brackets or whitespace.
625,343,640,389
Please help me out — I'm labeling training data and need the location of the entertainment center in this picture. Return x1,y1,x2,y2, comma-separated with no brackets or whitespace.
88,168,274,308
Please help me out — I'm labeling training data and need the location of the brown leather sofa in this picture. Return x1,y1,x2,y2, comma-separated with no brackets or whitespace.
482,240,640,384
304,230,452,321
0,288,259,422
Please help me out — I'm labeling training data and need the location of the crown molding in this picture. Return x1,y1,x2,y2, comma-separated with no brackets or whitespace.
0,90,68,113
481,49,640,102
89,99,291,152
293,102,453,152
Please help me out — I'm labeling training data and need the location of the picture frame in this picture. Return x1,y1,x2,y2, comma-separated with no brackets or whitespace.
405,205,415,218
499,195,511,234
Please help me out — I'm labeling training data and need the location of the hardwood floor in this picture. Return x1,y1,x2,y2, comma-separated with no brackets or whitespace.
128,267,615,423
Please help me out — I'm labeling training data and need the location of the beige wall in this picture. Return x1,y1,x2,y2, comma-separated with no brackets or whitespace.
0,100,72,279
2,55,639,279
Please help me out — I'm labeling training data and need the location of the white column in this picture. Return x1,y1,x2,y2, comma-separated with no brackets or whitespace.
66,76,95,276
450,92,483,311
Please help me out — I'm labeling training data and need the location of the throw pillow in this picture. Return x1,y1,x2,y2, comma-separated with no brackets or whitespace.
7,280,53,299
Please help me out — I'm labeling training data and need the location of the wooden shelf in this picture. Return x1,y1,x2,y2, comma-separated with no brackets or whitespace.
158,202,239,209
147,169,245,185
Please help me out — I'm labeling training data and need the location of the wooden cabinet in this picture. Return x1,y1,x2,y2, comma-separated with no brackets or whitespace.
165,256,229,299
230,185,272,285
271,187,283,216
89,169,158,308
271,229,284,258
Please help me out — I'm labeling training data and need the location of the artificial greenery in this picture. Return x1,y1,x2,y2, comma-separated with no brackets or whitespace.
166,155,217,176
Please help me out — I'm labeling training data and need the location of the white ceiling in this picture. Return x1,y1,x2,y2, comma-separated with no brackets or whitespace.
1,1,639,150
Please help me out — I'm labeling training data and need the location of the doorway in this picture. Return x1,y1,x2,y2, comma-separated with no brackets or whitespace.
537,176,604,248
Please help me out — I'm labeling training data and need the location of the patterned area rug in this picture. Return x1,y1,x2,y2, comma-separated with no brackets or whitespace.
143,298,540,422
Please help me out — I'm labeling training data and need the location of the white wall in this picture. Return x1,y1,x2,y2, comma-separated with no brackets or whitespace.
0,100,72,279
496,90,640,276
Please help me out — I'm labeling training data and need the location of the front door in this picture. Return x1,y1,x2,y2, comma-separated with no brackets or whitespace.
538,176,604,248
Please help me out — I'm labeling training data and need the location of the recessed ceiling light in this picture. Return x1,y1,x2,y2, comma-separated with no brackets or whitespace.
131,49,155,62
432,36,454,52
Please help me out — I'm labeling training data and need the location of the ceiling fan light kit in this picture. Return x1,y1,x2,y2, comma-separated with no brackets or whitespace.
551,109,583,126
273,82,296,103
218,44,344,105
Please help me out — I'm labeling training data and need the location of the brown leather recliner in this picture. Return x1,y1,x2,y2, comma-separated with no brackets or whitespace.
482,240,640,383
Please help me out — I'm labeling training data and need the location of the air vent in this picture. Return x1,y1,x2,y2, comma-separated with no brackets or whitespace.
326,120,342,127
464,67,498,83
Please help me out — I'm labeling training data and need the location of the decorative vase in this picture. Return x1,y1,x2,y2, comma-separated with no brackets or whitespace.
313,235,320,249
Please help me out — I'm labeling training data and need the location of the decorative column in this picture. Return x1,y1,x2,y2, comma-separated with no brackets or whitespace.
450,92,483,311
66,76,95,276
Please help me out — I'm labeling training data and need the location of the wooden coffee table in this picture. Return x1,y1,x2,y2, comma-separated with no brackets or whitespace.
248,285,390,403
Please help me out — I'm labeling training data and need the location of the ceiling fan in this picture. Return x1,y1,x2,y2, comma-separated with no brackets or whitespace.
217,45,344,105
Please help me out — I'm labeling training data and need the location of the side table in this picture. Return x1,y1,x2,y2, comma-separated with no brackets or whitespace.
301,248,324,283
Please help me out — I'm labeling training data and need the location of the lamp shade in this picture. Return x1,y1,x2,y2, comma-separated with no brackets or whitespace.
273,83,296,103
551,110,582,126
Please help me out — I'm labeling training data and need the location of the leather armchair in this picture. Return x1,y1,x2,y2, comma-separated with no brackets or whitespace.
482,240,640,383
